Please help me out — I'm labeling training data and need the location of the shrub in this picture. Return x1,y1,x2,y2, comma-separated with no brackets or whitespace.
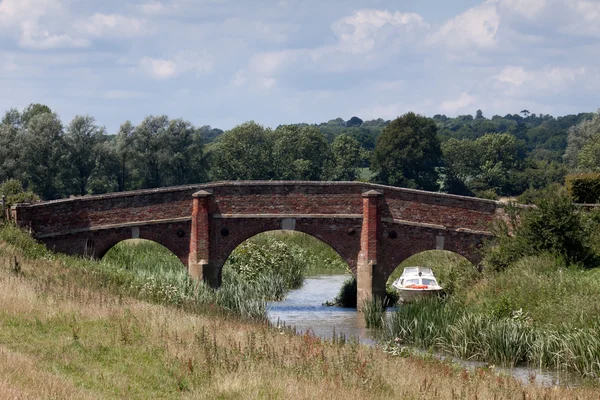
566,173,600,203
486,186,598,270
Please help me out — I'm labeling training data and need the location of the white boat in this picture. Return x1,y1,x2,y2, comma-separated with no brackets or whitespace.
391,266,443,303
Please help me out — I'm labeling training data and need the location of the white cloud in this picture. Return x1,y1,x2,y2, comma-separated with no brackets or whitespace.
494,65,586,92
499,0,547,17
428,1,500,49
440,92,477,114
77,13,146,37
248,50,297,76
331,9,428,54
19,20,88,49
494,66,529,86
139,57,177,79
140,1,171,15
0,0,87,49
139,52,213,80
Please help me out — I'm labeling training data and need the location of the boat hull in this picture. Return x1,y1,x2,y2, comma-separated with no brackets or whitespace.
396,288,444,303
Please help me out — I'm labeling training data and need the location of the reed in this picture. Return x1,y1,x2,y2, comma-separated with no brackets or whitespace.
362,296,387,329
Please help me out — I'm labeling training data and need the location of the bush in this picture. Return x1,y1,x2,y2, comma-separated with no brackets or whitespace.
566,173,600,203
0,179,39,219
486,186,598,270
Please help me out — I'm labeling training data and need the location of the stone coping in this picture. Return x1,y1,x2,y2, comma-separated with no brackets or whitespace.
14,181,502,208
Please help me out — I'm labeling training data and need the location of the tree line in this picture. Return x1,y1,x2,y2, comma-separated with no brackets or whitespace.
0,103,598,203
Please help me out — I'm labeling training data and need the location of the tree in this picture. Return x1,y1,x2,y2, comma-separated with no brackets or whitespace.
114,121,136,191
330,134,364,181
0,116,20,183
475,133,525,194
371,112,442,190
475,109,484,120
63,115,106,195
209,121,275,180
346,116,363,127
564,110,600,168
578,133,600,172
19,113,65,199
272,125,330,180
131,116,169,188
21,103,52,127
163,118,207,185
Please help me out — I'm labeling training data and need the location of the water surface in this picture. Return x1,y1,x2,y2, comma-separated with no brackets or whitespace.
267,274,586,387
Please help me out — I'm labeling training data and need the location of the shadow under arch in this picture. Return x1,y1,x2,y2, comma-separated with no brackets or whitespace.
386,249,475,288
95,233,188,268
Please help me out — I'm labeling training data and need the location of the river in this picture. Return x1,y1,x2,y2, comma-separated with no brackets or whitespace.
267,274,584,387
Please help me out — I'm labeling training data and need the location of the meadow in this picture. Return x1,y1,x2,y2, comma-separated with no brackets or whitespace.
2,223,600,399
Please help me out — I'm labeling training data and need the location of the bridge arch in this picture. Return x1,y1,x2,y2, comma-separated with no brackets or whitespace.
214,222,359,277
91,227,190,267
101,238,186,269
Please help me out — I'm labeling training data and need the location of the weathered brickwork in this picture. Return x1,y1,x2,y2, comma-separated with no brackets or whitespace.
13,181,502,301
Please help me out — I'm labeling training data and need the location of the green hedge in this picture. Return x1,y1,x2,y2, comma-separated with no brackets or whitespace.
566,173,600,203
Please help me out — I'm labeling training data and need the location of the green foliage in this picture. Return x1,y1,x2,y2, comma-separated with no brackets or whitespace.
564,110,600,168
0,105,595,201
272,125,331,180
209,121,275,181
331,276,357,308
20,112,65,199
62,115,107,195
0,179,39,209
330,134,364,181
372,112,441,190
577,133,600,172
362,296,387,329
224,236,305,292
566,173,600,203
486,187,597,271
383,255,600,377
224,231,348,297
442,133,525,196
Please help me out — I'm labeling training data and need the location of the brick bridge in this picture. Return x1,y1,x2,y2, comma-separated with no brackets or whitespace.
12,181,504,303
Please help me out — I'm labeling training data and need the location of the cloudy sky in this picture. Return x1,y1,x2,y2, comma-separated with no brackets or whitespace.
0,0,598,133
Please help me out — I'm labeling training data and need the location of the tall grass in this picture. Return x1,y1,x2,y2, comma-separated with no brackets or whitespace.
362,296,387,329
382,256,600,378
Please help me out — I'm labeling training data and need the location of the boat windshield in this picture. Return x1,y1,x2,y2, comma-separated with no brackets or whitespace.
403,267,419,275
421,278,437,286
404,279,420,286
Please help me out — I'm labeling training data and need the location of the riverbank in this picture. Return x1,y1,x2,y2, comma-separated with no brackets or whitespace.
2,226,600,398
377,191,600,380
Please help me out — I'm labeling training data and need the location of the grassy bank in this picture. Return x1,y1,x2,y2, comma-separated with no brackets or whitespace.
2,225,600,398
374,189,600,379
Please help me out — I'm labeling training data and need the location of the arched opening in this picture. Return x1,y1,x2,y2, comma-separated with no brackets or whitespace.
386,250,477,299
222,230,364,338
222,230,350,298
101,239,186,273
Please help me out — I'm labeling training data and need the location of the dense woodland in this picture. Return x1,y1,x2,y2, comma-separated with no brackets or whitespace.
0,103,599,204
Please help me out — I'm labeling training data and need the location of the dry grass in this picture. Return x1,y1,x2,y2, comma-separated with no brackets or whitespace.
1,242,600,399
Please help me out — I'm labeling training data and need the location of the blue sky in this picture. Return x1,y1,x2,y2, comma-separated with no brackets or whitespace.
0,0,598,133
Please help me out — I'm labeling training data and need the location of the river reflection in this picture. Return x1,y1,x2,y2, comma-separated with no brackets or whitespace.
267,274,587,387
